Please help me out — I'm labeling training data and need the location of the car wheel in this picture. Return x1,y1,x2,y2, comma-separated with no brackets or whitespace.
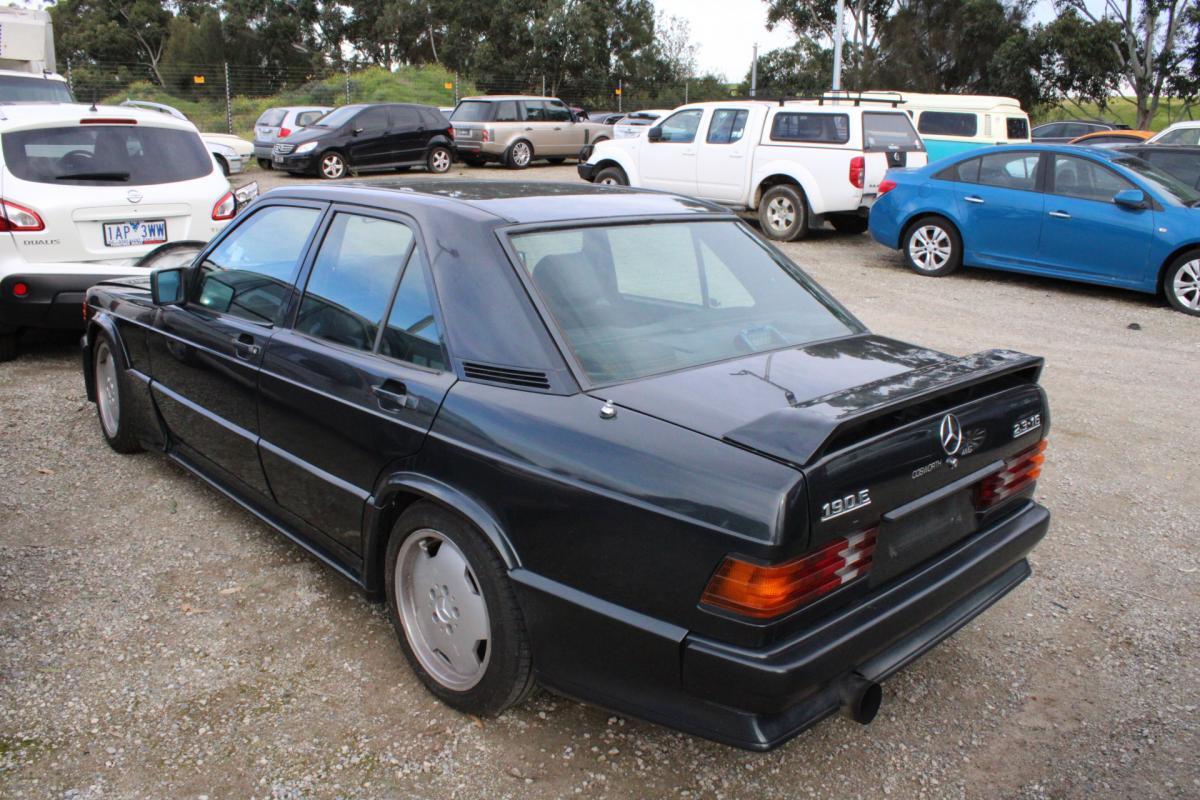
595,166,628,186
319,151,348,179
93,334,142,453
0,331,17,362
758,184,808,241
1163,250,1200,315
428,145,453,174
506,140,533,170
903,216,962,277
386,501,534,715
831,215,869,235
257,158,273,170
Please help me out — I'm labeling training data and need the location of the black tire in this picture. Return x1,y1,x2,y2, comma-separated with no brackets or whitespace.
902,215,963,277
505,140,533,170
318,150,348,180
427,145,453,174
1162,249,1200,315
92,332,142,454
0,331,17,362
831,215,869,235
257,158,273,170
594,166,628,186
758,184,809,241
546,157,566,165
385,502,534,716
215,155,230,177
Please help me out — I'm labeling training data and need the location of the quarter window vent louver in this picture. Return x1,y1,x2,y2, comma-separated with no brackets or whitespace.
462,362,551,390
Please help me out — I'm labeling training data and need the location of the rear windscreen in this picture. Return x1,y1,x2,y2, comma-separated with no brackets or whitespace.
2,125,214,186
918,111,978,137
1007,117,1030,140
451,101,494,122
257,109,286,127
863,112,923,151
0,75,74,103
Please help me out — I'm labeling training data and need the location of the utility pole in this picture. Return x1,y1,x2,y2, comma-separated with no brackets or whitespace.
223,62,232,134
750,43,758,97
344,66,351,104
618,79,623,112
684,81,688,105
832,0,845,91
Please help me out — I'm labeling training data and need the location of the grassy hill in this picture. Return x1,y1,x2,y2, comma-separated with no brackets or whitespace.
102,65,475,140
1035,96,1197,131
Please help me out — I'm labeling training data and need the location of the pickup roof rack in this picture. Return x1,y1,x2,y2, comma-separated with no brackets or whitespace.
779,91,906,108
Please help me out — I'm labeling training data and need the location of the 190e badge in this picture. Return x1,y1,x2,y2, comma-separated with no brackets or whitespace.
821,489,872,521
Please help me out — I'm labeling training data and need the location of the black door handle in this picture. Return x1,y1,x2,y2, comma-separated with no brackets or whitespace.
234,333,260,359
373,380,409,412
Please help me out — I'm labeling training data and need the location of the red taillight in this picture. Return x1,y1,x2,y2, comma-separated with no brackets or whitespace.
448,127,455,139
878,178,897,195
82,300,89,321
212,191,236,221
0,199,45,232
481,129,492,143
279,126,292,138
12,281,29,297
701,528,877,619
849,156,865,189
976,440,1047,508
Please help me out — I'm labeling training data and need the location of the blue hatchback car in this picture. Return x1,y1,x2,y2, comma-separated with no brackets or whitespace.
868,144,1200,315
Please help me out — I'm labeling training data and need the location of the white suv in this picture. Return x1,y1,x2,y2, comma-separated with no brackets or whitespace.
0,103,235,360
578,99,927,240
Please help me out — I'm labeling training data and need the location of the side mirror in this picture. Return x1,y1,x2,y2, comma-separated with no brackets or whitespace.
151,267,186,306
1113,188,1148,209
647,127,663,142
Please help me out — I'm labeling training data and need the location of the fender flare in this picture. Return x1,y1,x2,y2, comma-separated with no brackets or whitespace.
361,471,520,593
588,146,640,185
751,163,824,214
83,310,130,402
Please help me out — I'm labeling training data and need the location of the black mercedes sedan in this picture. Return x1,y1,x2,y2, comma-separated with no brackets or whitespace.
81,181,1051,750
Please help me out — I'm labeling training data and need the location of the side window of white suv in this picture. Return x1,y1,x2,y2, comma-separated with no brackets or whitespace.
657,110,704,143
707,110,749,144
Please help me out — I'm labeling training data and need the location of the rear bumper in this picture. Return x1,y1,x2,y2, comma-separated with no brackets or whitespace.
253,143,274,160
0,271,132,332
513,500,1049,750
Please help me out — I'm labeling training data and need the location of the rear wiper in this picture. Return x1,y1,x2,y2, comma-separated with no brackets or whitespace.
56,171,130,181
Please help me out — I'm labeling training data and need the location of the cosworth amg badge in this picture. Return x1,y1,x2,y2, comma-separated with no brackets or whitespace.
939,413,963,456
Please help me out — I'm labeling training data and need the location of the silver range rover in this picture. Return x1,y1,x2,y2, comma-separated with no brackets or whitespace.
450,95,613,169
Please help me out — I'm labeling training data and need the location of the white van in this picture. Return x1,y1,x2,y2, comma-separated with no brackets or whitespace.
0,104,235,360
579,98,927,240
857,92,1031,162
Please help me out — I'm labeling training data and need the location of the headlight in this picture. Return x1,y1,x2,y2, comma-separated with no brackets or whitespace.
295,141,319,154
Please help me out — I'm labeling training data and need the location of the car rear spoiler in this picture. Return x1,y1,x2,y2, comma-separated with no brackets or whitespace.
722,349,1045,468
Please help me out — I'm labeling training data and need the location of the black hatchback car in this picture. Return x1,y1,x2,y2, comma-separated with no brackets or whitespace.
272,103,455,179
81,181,1051,750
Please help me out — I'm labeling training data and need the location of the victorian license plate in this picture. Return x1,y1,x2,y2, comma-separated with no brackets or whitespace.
103,219,167,248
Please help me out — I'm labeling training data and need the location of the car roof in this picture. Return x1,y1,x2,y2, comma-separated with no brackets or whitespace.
1160,120,1200,129
262,180,731,225
0,102,198,131
1072,129,1153,141
458,95,563,103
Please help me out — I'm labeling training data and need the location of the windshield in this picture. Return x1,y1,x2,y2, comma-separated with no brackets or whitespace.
2,125,214,186
1113,156,1200,206
0,75,74,103
510,221,859,384
311,106,362,128
451,101,494,122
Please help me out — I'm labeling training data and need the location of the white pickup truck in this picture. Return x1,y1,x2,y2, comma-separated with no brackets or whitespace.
578,99,927,240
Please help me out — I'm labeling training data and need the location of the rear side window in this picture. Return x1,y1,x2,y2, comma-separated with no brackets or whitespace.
390,106,420,127
978,152,1040,191
296,214,416,352
707,109,749,144
1006,117,1029,140
770,112,849,144
380,251,446,370
918,111,978,137
493,101,520,122
863,112,922,151
294,110,324,127
2,124,214,186
937,157,981,182
257,109,286,127
451,101,493,122
524,101,548,121
196,206,322,324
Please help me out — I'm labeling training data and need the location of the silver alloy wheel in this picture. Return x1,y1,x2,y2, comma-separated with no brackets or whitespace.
321,153,346,179
511,142,531,167
909,224,953,272
766,195,796,232
95,341,120,438
396,529,491,691
1172,259,1200,310
430,148,451,173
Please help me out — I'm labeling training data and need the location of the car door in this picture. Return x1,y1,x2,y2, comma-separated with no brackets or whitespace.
257,209,456,555
148,202,325,496
696,108,752,202
640,108,705,194
1037,153,1154,283
950,150,1046,268
544,99,581,155
388,105,426,164
346,106,392,167
520,100,556,156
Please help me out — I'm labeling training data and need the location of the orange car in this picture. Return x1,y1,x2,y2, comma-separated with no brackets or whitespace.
1068,129,1154,147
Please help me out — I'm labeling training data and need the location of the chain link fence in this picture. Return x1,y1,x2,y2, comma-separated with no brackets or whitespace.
64,59,725,138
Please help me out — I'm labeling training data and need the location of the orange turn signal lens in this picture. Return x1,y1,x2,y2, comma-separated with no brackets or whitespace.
701,529,877,619
976,439,1047,508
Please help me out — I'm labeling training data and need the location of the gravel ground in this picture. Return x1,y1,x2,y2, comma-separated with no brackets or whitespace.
2,163,1198,799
